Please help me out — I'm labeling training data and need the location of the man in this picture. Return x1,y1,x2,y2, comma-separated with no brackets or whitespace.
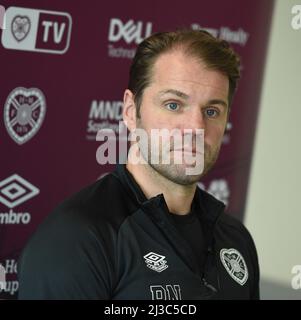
18,29,259,300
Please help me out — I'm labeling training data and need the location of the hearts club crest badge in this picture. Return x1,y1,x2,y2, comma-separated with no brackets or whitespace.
4,87,46,145
11,15,31,42
220,248,248,286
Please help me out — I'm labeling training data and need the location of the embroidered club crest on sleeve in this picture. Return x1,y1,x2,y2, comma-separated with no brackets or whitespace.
220,248,248,286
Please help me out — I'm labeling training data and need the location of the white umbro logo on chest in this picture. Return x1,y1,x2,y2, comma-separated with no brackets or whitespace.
143,252,168,273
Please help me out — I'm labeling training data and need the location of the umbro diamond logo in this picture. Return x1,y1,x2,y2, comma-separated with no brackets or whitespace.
0,174,39,208
144,252,168,273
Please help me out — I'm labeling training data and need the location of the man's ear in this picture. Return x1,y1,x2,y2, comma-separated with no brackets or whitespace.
123,89,137,132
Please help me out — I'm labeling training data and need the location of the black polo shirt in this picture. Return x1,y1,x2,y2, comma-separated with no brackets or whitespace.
18,164,260,300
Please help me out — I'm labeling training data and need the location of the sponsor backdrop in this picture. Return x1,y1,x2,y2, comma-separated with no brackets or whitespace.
0,1,273,299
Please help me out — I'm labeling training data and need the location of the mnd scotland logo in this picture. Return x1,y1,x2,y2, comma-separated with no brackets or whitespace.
86,99,125,141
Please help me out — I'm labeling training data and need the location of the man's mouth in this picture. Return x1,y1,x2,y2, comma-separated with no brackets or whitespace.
172,148,203,155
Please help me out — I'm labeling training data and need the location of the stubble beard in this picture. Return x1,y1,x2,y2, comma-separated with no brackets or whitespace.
136,119,222,186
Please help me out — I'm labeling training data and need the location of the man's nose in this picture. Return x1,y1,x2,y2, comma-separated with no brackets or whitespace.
182,107,205,131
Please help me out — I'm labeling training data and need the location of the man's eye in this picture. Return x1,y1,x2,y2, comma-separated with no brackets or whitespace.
205,108,219,118
165,102,179,111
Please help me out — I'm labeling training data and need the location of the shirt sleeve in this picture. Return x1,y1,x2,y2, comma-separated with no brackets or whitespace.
248,231,260,300
17,208,115,300
238,219,261,300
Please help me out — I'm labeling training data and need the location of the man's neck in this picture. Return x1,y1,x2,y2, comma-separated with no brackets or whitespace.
126,161,196,215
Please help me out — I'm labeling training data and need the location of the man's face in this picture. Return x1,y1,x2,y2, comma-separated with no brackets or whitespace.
135,50,229,185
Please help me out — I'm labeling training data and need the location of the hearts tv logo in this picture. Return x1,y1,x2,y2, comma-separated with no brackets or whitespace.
4,87,46,145
1,7,72,54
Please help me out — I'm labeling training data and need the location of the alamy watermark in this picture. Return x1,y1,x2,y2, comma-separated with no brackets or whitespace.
291,5,301,30
291,265,301,290
96,121,205,175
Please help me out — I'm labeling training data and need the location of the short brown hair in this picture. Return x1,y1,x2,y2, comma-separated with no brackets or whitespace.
128,28,241,117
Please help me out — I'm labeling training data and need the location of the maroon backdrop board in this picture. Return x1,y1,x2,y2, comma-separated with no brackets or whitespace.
0,0,274,299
